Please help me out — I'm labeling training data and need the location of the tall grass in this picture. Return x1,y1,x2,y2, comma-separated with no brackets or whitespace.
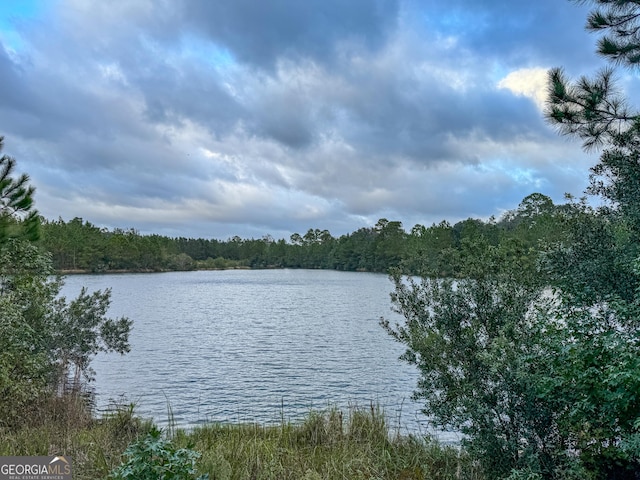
0,396,482,479
0,395,152,480
180,405,481,480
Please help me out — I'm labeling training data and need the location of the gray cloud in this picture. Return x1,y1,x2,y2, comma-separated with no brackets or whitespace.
413,0,599,70
179,0,400,69
0,0,605,239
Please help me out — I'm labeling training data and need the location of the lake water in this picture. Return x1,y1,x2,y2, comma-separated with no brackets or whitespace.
60,269,456,441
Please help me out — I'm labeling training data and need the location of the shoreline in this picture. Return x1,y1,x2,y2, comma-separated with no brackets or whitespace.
56,265,375,275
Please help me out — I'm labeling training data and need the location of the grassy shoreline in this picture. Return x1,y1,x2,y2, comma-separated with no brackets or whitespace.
0,396,481,479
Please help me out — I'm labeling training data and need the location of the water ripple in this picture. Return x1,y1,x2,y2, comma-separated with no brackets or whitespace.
61,270,458,442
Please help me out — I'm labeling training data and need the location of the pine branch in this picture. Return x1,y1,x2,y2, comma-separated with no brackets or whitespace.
546,68,640,150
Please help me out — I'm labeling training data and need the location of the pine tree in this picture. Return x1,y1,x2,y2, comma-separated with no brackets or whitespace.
547,1,640,233
0,136,40,243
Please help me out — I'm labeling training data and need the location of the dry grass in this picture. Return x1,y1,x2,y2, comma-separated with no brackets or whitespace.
0,395,152,480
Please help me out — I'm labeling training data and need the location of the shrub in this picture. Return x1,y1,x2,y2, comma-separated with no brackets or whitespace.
109,426,208,480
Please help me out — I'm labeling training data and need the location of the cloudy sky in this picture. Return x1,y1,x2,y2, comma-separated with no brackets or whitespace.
0,0,621,239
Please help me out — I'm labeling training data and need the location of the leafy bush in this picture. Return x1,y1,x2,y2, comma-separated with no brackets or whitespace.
109,426,208,480
382,259,558,478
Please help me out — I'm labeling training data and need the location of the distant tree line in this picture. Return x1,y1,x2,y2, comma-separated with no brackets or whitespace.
36,191,576,278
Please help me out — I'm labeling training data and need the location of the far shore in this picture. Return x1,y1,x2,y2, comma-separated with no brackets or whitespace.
57,266,255,275
56,266,375,275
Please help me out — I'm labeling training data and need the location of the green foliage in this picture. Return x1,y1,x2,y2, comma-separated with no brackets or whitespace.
0,136,40,243
543,2,640,475
0,137,132,431
38,195,573,279
167,252,195,271
546,66,632,150
382,252,561,478
0,239,60,427
547,2,640,232
0,238,132,421
541,197,638,303
533,303,640,475
548,63,640,238
581,0,640,65
384,231,640,478
109,426,208,480
51,287,132,391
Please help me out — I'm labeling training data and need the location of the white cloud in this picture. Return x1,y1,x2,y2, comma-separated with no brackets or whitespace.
497,67,549,110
